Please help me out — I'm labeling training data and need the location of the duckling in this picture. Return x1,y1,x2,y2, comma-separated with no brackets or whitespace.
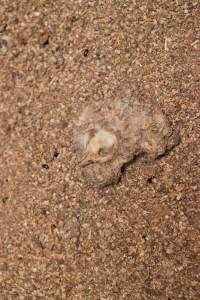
73,99,179,188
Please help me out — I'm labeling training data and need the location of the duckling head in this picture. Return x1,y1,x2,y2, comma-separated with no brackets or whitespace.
80,129,117,167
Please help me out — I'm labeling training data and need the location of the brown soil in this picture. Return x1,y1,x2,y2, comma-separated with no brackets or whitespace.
0,1,200,299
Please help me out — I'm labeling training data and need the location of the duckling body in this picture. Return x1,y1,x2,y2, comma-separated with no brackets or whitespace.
73,99,179,188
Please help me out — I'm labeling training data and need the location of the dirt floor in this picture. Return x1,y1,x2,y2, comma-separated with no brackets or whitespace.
0,0,200,299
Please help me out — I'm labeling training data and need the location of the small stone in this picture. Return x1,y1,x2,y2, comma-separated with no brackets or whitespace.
42,163,49,170
192,185,198,191
128,246,137,255
39,31,49,46
53,150,59,159
83,48,89,57
0,23,6,33
166,243,176,254
176,193,182,200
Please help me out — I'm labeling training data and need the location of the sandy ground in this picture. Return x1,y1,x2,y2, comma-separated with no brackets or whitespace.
0,0,200,299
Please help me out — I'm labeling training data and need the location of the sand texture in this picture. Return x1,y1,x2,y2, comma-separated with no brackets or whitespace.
0,0,200,299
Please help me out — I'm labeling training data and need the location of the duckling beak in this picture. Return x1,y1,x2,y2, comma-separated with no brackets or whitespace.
79,152,96,167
